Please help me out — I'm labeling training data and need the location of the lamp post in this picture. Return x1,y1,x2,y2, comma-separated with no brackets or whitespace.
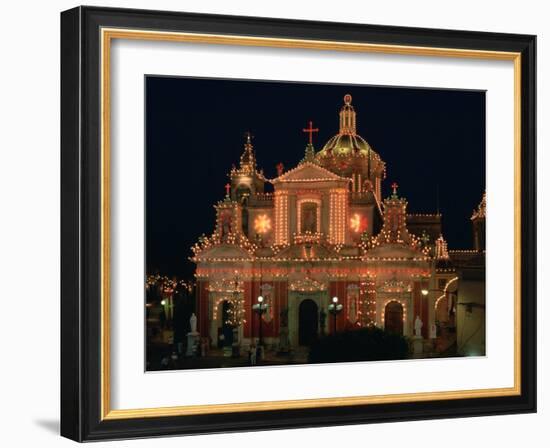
417,278,430,338
328,296,343,334
252,295,268,353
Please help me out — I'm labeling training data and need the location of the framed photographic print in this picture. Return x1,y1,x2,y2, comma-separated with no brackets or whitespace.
60,6,536,441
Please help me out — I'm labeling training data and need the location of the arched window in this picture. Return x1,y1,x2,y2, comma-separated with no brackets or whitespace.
236,185,251,203
301,202,318,233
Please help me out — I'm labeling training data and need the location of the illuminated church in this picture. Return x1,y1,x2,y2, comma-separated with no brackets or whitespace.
191,94,485,355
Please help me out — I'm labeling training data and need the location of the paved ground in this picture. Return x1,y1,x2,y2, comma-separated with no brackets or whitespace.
146,328,458,371
147,344,309,371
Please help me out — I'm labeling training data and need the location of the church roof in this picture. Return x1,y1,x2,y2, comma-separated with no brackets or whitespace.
271,161,350,184
318,133,374,158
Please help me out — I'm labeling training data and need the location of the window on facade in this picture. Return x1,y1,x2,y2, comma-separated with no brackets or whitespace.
301,202,318,233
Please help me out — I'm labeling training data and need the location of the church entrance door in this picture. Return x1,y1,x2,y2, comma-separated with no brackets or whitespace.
299,299,319,346
384,301,404,335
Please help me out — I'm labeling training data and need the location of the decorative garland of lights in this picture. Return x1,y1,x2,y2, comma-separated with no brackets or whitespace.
289,277,327,292
436,268,457,273
274,190,289,245
220,273,247,328
212,296,228,322
435,234,450,260
195,266,431,280
379,278,412,293
434,276,459,311
292,230,323,245
145,274,194,296
357,189,432,258
271,161,350,184
449,250,484,254
359,278,377,327
327,187,348,245
316,147,384,164
206,279,244,293
192,231,257,257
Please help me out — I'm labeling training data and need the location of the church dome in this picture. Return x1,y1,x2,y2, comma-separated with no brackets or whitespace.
316,94,380,161
319,133,374,157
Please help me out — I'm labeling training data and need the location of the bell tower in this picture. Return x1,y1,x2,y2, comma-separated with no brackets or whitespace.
229,132,266,203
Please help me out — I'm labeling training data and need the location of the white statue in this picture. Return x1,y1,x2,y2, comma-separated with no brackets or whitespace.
185,313,200,357
414,315,423,337
190,313,198,334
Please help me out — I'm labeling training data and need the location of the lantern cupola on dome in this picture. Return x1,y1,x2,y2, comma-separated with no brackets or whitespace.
316,94,386,200
340,94,357,135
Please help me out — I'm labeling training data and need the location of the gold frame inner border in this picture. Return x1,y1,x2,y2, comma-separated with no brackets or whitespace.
100,27,522,420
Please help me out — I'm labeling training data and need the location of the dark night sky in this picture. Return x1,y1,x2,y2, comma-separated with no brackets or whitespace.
146,76,485,279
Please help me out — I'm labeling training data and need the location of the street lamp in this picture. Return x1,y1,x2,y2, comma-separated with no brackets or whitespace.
252,295,268,351
328,296,343,334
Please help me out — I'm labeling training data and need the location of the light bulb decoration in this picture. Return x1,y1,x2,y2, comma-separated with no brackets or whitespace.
254,214,272,234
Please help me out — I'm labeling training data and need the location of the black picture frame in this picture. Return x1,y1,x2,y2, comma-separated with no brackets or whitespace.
61,6,536,442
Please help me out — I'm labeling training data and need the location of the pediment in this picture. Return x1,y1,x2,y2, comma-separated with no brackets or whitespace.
272,162,348,184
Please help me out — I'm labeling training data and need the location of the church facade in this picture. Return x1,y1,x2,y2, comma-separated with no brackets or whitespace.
191,94,485,354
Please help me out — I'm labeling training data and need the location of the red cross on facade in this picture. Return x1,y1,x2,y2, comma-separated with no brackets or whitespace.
391,182,399,195
225,183,231,196
302,120,319,145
